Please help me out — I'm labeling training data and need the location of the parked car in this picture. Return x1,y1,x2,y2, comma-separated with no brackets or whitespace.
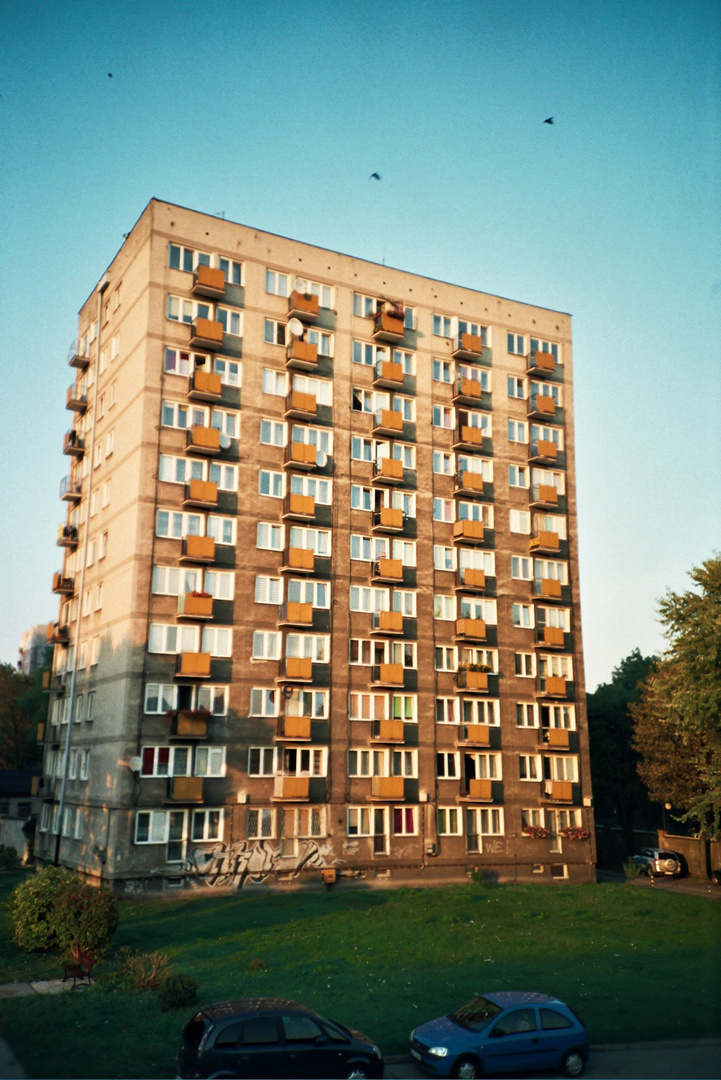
176,997,384,1079
632,847,682,878
409,991,589,1078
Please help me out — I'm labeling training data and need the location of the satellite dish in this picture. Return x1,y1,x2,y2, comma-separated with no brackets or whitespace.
219,433,231,449
129,756,141,773
287,318,304,338
315,450,328,468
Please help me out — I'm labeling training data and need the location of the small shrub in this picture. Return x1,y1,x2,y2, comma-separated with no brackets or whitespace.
11,865,119,953
116,947,173,991
157,972,198,1011
0,845,20,870
623,858,642,880
249,958,266,970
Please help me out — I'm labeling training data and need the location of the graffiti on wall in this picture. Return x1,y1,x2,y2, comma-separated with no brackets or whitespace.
180,838,330,890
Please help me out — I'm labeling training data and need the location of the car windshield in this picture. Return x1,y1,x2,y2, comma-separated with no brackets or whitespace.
449,997,502,1032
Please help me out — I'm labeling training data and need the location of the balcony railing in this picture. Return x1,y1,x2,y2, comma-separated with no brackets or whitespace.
455,669,489,692
372,558,403,583
371,663,404,687
372,506,404,532
453,425,484,451
280,657,313,682
373,409,404,437
285,390,317,420
371,610,403,634
63,430,84,457
452,333,483,360
372,458,404,485
529,532,561,554
371,718,405,742
190,318,224,350
187,425,221,455
528,393,558,419
57,525,78,548
286,339,319,369
183,479,218,508
176,652,212,678
454,470,485,496
463,777,493,800
283,492,315,521
534,578,563,600
374,359,404,389
541,728,571,749
171,710,209,739
530,484,559,508
372,308,405,343
544,780,573,802
288,291,319,322
283,547,315,574
457,567,486,592
536,626,566,648
540,676,568,697
189,368,222,401
59,476,82,502
46,622,69,645
529,439,559,462
276,715,312,741
273,775,311,799
181,535,215,563
460,724,491,746
370,776,405,799
453,520,485,544
455,618,486,640
279,601,313,626
177,592,213,619
527,350,556,375
52,572,74,595
192,265,226,299
66,385,87,413
169,776,204,802
285,441,318,469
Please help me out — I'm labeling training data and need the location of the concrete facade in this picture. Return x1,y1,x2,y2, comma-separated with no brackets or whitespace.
36,199,596,890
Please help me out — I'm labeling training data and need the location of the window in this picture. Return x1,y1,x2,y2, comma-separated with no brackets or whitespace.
433,314,453,338
434,546,455,572
351,485,372,512
393,807,416,836
191,808,223,841
515,652,536,677
508,419,528,443
292,373,332,406
289,525,330,556
510,509,531,534
437,752,459,779
260,418,286,446
259,469,284,498
265,269,289,296
248,747,276,775
516,702,538,728
519,754,542,780
255,575,282,605
433,451,454,476
257,522,283,551
511,556,533,580
213,357,241,387
285,633,329,663
148,623,199,655
391,694,417,721
507,376,526,399
507,332,525,354
289,473,332,504
545,756,578,782
530,338,560,363
207,514,236,546
437,807,463,835
285,689,328,719
461,698,500,726
347,806,385,837
252,631,282,660
434,594,455,620
512,603,534,629
432,404,454,429
152,565,201,596
167,295,212,324
436,697,459,724
218,257,242,285
531,380,562,408
435,646,456,671
349,692,388,721
509,464,529,488
141,745,190,778
433,498,454,523
249,689,277,717
433,359,452,383
135,810,171,844
531,423,564,452
459,596,496,623
201,626,232,657
262,367,286,395
306,327,333,356
466,807,504,845
349,587,389,614
287,578,329,608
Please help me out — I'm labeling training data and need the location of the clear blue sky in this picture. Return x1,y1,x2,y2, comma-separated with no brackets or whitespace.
0,0,719,690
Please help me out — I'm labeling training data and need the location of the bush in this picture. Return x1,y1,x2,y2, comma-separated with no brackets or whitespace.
114,947,173,992
0,845,20,870
11,865,119,953
157,972,198,1011
623,857,642,880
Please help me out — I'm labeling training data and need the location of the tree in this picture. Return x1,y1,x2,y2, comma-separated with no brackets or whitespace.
632,555,721,839
587,649,656,852
0,663,45,770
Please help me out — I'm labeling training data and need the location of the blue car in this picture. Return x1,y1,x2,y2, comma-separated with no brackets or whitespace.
410,991,588,1079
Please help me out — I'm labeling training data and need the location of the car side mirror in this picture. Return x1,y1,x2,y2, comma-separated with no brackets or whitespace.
314,1035,328,1046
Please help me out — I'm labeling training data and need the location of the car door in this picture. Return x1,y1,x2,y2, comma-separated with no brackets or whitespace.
236,1015,286,1078
484,1007,549,1072
280,1013,340,1078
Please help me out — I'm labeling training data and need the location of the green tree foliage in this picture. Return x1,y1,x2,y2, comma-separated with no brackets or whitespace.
0,662,46,769
11,865,119,953
587,649,656,849
632,555,721,838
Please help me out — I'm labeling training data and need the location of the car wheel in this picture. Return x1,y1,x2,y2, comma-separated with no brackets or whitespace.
561,1049,585,1077
452,1055,482,1079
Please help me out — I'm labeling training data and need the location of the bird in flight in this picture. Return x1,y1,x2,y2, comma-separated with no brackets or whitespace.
108,73,113,78
544,116,554,124
369,172,381,180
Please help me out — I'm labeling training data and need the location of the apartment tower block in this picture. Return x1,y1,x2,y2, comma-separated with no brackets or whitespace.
38,199,595,890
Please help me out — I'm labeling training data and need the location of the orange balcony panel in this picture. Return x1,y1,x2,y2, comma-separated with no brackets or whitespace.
63,431,84,457
538,578,562,599
535,439,558,460
373,310,405,342
535,485,558,505
374,360,404,387
533,394,557,415
532,350,556,373
285,657,313,681
279,715,312,740
274,775,310,799
184,479,218,507
460,568,486,591
173,711,209,739
287,547,315,573
287,442,318,467
169,776,204,802
371,776,404,799
287,390,317,416
545,728,570,749
52,572,74,595
541,626,565,647
544,676,568,697
530,531,560,553
66,385,87,412
373,610,404,634
460,471,484,492
456,669,489,692
286,339,318,368
190,318,224,349
373,457,404,484
373,663,404,686
373,718,405,742
452,333,482,359
466,778,493,800
459,425,483,446
57,525,78,548
177,592,213,619
187,425,221,454
192,265,226,298
288,291,319,321
285,493,315,520
189,369,222,401
546,780,573,802
453,520,484,543
374,558,403,581
374,506,404,531
374,409,403,434
282,601,313,625
182,535,215,563
176,652,211,678
456,618,486,640
463,724,491,746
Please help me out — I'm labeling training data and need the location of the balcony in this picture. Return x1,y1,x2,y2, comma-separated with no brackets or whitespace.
541,728,571,750
288,291,319,323
453,520,485,545
371,718,404,742
63,430,84,457
52,572,74,596
279,657,313,682
530,531,561,554
540,676,568,697
453,377,483,406
372,458,404,486
536,626,566,649
370,775,404,800
46,622,69,646
66,385,87,413
169,776,204,802
284,390,317,421
282,547,315,574
456,567,486,592
460,724,491,746
534,578,563,601
455,668,489,692
188,368,222,402
372,558,403,583
181,535,215,563
454,471,485,497
187,425,221,455
371,663,404,687
273,775,310,800
455,618,486,641
530,484,559,509
276,715,312,741
279,601,313,627
171,710,209,739
372,506,404,533
373,409,403,437
284,441,318,470
183,479,218,508
68,348,90,370
453,426,484,452
176,652,211,678
529,439,559,464
528,393,558,420
59,476,82,502
192,265,226,299
371,610,403,635
286,338,318,371
452,333,483,361
527,350,556,376
372,308,405,343
57,524,78,549
374,359,404,390
544,780,573,802
463,778,493,801
283,493,316,521
189,318,224,350
177,592,213,620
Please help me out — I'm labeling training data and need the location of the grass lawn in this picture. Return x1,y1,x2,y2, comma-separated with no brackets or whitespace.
0,872,719,1078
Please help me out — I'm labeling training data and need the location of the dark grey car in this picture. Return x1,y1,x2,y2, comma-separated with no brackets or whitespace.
632,847,682,877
